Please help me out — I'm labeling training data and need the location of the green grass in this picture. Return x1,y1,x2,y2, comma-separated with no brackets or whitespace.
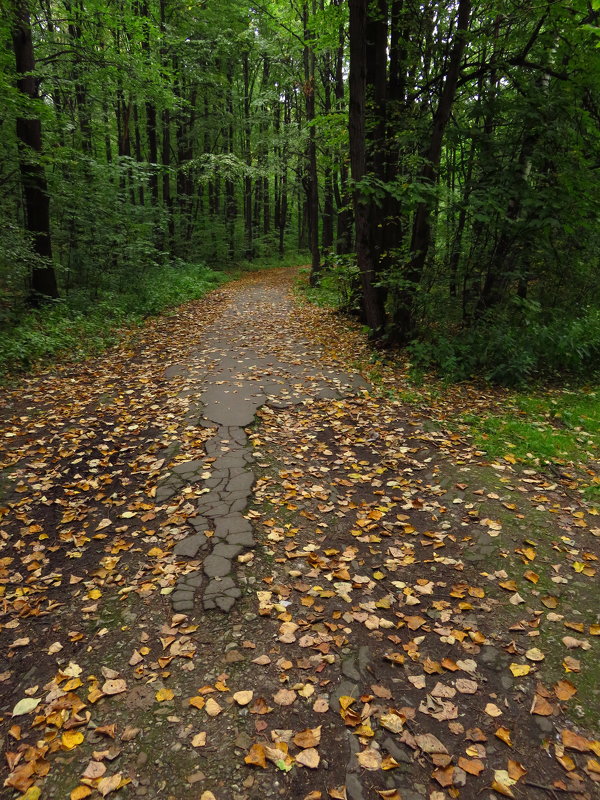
459,390,600,465
0,261,226,377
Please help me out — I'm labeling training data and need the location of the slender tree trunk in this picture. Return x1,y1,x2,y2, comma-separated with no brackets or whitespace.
12,0,58,302
242,50,254,259
303,2,321,285
396,0,471,341
348,0,386,333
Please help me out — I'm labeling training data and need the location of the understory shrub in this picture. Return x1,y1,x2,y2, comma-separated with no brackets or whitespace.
408,303,600,385
0,261,225,376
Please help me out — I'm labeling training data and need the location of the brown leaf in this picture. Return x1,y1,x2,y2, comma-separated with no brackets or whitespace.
507,760,527,781
82,761,106,780
102,679,126,696
296,748,320,768
414,733,448,755
293,726,322,749
458,757,484,776
530,694,554,716
433,765,454,787
554,680,577,701
244,743,267,768
273,688,296,706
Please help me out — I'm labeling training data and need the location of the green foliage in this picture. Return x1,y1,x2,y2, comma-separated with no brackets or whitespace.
0,262,225,376
301,256,362,313
408,304,600,386
458,390,600,473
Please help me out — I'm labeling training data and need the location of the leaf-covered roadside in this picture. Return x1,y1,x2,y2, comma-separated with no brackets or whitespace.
0,269,599,800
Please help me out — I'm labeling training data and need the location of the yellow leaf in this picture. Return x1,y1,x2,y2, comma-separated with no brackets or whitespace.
491,769,516,798
191,732,207,747
525,647,545,662
495,727,513,747
70,787,93,800
155,688,174,702
245,743,267,768
88,589,102,600
18,788,41,800
233,691,253,706
509,663,530,677
62,730,84,750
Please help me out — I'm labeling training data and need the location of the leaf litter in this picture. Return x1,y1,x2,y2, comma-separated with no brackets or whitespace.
0,268,599,799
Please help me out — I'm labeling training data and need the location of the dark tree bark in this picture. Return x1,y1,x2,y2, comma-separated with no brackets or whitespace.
395,0,471,341
12,0,58,302
303,2,321,285
242,50,254,259
348,0,386,333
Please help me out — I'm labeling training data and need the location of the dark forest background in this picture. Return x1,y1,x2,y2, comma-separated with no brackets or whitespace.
2,0,600,383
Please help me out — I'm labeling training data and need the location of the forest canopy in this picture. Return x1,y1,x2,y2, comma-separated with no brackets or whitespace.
2,0,600,383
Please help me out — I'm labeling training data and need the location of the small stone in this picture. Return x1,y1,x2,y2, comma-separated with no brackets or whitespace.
341,657,360,682
345,774,365,800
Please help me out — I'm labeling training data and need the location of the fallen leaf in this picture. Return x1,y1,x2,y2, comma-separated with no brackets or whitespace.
296,748,320,768
11,698,41,717
458,757,484,775
485,703,502,717
102,679,126,696
70,787,93,800
293,726,322,748
245,743,267,768
356,748,382,770
495,727,513,747
525,647,545,662
509,663,531,677
97,773,123,797
205,698,222,717
491,769,516,798
62,730,84,750
233,691,254,706
530,694,554,716
191,732,207,747
273,689,296,706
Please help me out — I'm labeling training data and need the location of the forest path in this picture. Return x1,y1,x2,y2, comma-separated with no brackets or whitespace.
0,269,598,800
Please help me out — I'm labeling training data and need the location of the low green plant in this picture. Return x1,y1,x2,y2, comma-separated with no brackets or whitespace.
408,303,600,386
458,389,600,470
0,261,225,377
300,255,362,313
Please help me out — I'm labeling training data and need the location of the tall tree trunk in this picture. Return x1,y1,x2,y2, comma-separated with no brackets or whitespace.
303,2,321,285
12,0,58,302
242,50,254,259
348,0,386,333
396,0,471,341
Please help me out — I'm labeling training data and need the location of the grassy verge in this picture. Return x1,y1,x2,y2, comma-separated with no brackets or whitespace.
457,390,600,500
0,262,226,378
